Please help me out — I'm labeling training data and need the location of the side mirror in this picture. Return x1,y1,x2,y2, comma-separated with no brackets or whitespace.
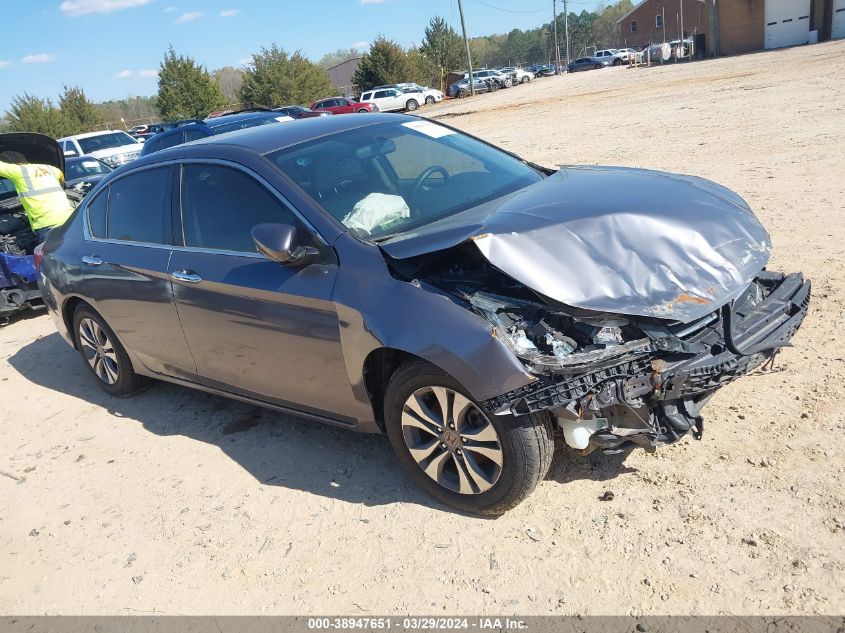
251,223,319,266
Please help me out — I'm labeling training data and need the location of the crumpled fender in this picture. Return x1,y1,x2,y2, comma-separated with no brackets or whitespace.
331,234,536,419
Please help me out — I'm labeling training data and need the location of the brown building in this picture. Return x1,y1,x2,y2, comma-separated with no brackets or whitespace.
617,0,708,52
712,0,839,55
326,57,362,97
618,0,844,57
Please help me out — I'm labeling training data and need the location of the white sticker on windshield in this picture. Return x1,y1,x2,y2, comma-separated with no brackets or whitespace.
82,161,100,168
402,120,455,138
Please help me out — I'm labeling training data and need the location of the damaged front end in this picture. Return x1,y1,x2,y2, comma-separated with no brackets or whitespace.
391,245,810,454
474,271,810,453
381,166,811,454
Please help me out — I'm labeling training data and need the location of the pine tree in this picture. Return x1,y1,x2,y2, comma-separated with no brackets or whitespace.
157,46,226,120
4,94,70,137
59,85,102,134
353,37,413,91
420,17,464,92
239,45,336,108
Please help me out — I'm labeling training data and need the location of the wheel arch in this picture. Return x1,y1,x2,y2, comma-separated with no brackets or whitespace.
361,347,421,431
61,295,90,349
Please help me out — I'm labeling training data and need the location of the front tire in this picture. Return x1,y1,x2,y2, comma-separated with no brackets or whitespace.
384,361,554,515
405,99,419,112
73,305,147,396
520,75,529,84
424,96,435,105
357,108,370,113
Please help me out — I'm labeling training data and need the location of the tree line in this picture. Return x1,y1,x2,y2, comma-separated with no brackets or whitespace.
1,1,632,136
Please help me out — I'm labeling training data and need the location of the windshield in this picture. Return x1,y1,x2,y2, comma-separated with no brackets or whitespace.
0,178,15,197
66,158,112,179
77,132,138,153
267,120,543,240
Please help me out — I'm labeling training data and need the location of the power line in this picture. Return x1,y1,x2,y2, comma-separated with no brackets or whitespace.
471,0,548,14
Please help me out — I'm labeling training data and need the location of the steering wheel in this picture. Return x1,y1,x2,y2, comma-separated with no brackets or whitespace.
410,165,450,204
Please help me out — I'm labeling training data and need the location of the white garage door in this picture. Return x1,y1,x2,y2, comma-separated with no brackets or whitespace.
764,0,811,49
833,0,845,40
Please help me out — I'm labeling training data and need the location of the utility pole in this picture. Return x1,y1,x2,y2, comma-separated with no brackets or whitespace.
552,0,561,74
564,0,570,66
457,0,475,96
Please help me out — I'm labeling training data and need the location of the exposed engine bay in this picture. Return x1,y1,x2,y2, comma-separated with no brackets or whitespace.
390,243,811,454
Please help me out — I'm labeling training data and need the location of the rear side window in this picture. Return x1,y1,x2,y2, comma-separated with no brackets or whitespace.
160,131,183,150
180,164,309,253
143,137,162,154
184,128,209,142
361,92,373,101
87,190,107,238
107,167,171,244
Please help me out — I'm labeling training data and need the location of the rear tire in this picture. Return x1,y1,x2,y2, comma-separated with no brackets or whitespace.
384,360,554,515
594,64,602,69
73,305,147,397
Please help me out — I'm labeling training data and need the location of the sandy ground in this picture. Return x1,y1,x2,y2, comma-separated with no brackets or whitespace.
1,42,844,616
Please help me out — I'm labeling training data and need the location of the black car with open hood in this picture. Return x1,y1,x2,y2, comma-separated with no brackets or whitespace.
1,133,74,320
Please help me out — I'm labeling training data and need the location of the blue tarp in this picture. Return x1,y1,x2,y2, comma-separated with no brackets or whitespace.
0,252,37,288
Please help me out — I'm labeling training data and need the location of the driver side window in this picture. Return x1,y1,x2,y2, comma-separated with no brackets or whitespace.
180,163,315,253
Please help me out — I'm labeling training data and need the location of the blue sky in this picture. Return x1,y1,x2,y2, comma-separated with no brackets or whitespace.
0,0,607,111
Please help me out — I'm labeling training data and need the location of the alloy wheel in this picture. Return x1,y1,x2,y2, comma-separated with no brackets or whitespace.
401,386,503,495
78,318,119,385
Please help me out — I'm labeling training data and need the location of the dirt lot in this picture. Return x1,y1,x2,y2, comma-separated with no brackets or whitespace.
1,42,844,616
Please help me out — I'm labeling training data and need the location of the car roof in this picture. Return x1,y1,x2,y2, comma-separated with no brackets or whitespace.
131,113,418,165
205,111,280,127
60,129,132,141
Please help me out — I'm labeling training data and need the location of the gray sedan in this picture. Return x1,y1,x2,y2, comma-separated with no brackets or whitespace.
38,114,810,514
567,57,611,72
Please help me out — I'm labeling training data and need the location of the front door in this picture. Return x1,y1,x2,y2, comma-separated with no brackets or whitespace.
168,162,356,419
81,165,196,378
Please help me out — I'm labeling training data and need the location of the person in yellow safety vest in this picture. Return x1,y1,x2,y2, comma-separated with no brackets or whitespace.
0,150,73,244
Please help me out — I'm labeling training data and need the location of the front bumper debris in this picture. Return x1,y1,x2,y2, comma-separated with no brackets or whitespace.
482,272,810,452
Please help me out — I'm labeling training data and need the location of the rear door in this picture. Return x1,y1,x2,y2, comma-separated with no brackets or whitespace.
167,161,354,418
371,90,392,111
336,99,357,114
80,165,197,378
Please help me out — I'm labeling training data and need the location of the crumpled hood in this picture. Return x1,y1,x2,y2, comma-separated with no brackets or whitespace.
381,166,772,323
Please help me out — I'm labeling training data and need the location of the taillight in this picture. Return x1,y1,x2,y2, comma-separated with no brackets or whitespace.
34,243,44,271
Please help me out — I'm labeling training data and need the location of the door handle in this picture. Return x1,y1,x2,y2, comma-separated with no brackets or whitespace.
170,270,202,284
82,255,103,266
